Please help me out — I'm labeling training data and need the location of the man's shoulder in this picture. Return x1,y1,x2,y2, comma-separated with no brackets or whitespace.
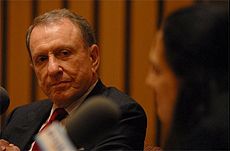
93,80,137,105
103,86,146,114
2,99,52,129
103,86,134,102
12,99,52,114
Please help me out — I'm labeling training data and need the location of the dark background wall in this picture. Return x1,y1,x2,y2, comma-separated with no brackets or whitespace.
0,0,194,147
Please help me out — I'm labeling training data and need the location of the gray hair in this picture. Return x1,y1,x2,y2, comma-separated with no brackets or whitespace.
26,8,96,59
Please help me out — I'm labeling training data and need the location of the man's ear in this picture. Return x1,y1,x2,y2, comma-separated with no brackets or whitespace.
30,62,35,70
89,44,100,73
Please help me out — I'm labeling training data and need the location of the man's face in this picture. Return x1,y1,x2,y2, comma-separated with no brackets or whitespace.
30,19,99,107
146,31,179,130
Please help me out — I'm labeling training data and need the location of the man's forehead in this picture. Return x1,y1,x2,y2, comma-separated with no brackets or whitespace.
31,19,81,40
34,18,76,29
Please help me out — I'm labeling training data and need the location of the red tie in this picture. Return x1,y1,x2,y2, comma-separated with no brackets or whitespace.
32,108,68,151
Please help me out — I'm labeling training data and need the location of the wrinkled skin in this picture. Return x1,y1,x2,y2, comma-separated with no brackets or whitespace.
30,18,100,108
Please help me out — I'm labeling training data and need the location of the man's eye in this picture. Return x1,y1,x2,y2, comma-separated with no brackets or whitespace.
35,56,48,64
57,50,71,58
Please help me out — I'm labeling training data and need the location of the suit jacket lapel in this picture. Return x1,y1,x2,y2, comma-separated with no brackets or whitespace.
22,80,105,150
4,80,105,150
21,100,52,150
86,79,106,100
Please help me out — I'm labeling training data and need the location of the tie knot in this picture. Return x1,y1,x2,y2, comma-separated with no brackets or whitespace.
50,108,68,122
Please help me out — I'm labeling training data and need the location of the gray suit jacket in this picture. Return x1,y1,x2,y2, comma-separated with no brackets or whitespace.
1,80,147,150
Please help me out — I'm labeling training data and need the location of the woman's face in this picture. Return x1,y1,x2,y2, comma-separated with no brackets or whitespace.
146,31,179,144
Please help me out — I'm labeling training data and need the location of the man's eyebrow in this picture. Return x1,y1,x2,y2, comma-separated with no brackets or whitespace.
32,52,48,60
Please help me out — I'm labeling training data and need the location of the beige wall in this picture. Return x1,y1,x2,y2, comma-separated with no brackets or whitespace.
0,0,193,148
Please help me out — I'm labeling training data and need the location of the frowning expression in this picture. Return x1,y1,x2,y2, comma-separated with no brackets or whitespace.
29,18,99,107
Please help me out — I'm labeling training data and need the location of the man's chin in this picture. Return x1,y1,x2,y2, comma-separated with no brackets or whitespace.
50,95,72,107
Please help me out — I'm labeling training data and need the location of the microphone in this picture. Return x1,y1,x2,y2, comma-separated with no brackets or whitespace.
36,96,121,151
0,86,10,115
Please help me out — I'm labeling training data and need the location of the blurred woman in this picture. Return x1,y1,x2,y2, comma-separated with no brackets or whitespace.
146,4,228,150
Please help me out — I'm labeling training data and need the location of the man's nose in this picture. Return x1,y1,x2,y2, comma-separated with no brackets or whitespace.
47,56,62,77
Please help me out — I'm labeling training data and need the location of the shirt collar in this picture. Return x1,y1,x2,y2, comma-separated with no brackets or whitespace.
51,80,98,115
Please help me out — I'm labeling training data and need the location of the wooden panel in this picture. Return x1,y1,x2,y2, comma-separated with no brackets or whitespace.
99,0,125,90
0,1,2,84
69,0,94,26
0,0,7,87
130,0,157,147
35,0,63,100
7,0,32,111
38,0,62,15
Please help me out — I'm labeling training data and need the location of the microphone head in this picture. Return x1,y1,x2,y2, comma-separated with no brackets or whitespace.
0,86,10,115
65,96,121,149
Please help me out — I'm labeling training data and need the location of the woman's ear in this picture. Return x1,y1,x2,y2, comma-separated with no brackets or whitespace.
89,44,100,73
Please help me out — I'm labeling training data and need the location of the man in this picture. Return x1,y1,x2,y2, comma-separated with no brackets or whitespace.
0,9,147,151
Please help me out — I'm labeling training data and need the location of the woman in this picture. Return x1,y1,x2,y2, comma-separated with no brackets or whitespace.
146,4,228,150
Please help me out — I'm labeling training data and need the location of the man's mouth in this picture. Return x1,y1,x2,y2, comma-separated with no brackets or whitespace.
51,81,71,87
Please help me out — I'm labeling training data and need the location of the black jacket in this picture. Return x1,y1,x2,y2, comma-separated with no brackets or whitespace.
1,80,147,150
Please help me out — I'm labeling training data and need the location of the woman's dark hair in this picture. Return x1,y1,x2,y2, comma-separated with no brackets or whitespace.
162,4,228,149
